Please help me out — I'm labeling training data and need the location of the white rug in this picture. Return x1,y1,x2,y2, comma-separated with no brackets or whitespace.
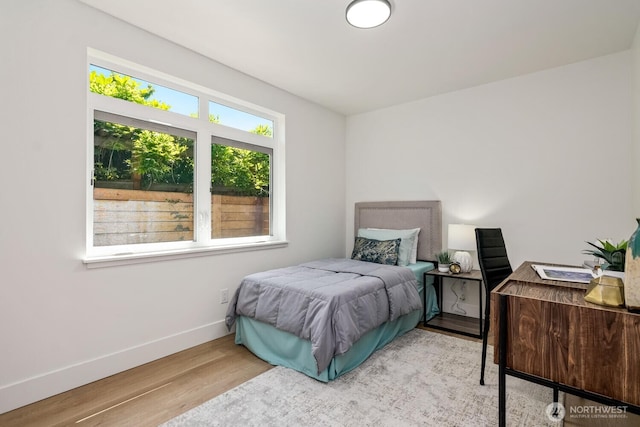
161,329,561,426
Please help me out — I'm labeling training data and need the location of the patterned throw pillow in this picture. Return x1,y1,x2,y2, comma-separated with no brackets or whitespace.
357,228,420,266
351,237,401,265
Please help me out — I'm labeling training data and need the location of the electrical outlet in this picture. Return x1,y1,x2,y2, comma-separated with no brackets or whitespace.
220,288,229,304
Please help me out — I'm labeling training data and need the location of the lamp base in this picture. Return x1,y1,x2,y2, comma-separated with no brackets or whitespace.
452,251,473,273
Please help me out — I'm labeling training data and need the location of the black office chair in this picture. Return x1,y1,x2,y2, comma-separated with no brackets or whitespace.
475,228,513,386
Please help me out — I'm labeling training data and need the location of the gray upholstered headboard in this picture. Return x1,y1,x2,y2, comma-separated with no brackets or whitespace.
354,201,442,262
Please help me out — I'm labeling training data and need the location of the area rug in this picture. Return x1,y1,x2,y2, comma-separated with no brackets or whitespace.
161,329,560,426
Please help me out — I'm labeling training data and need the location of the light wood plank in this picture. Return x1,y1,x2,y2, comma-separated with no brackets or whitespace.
2,326,637,426
0,335,271,427
94,188,193,203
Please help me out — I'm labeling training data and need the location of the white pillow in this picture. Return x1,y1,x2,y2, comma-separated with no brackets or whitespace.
357,228,420,266
409,229,420,263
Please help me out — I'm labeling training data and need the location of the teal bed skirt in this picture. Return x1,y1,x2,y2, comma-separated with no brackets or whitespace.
234,261,438,382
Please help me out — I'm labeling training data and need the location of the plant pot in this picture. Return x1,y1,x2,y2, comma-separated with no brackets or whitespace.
438,264,450,273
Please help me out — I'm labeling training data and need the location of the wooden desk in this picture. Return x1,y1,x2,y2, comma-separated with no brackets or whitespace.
491,261,640,426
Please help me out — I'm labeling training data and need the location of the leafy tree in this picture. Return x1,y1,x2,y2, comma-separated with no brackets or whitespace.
211,145,270,196
251,124,272,138
209,108,271,196
91,70,272,195
89,71,170,110
127,130,187,187
91,71,188,190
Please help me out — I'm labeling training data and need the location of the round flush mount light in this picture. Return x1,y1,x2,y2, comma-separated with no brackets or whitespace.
346,0,391,29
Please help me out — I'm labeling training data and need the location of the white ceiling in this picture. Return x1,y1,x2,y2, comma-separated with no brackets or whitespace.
78,0,640,115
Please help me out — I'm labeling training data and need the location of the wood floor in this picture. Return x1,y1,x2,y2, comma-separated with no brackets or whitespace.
1,326,637,426
0,334,272,427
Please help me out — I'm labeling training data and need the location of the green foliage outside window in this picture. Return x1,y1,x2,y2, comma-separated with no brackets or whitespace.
91,70,271,196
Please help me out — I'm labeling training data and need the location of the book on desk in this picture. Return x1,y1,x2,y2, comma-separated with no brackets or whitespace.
531,264,596,284
531,263,625,284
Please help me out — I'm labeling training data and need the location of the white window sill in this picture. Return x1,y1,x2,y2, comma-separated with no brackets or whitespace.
83,240,288,269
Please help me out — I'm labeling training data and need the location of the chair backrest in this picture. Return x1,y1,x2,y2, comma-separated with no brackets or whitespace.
475,228,513,292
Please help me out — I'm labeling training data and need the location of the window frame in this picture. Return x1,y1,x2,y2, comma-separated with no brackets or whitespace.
84,50,286,268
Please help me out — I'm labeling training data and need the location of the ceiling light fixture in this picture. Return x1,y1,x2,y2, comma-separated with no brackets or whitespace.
346,0,391,29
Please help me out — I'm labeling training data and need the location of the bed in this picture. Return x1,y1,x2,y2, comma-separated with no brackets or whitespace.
225,200,442,381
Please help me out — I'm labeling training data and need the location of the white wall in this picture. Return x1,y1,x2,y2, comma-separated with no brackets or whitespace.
346,52,634,271
633,23,640,215
0,0,345,413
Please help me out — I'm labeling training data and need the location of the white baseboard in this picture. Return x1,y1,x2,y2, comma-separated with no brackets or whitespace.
0,320,229,415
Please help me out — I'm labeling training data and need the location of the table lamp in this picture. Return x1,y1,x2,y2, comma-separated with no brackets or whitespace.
448,224,477,273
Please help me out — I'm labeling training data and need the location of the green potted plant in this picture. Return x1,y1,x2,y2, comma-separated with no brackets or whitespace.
436,250,453,272
582,239,628,272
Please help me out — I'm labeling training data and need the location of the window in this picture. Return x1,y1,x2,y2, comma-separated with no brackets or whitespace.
93,114,195,246
85,51,285,265
209,101,274,135
211,137,272,239
90,65,199,118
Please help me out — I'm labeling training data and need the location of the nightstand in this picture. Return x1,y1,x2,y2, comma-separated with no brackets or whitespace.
424,269,484,338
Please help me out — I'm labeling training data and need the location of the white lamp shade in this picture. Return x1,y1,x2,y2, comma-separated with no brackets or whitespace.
448,224,477,251
346,0,391,29
448,224,477,273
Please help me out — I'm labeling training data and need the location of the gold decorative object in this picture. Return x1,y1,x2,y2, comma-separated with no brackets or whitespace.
584,274,625,307
449,263,461,274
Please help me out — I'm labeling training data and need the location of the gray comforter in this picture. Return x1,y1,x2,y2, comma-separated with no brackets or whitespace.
225,258,422,374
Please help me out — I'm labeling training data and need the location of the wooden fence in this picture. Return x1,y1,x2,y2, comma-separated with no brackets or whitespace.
93,188,269,246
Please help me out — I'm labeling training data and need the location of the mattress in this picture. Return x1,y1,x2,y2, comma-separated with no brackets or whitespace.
234,261,437,381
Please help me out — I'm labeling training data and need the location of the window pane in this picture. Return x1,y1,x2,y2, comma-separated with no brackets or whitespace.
93,118,195,246
209,101,273,137
211,138,271,238
89,65,199,117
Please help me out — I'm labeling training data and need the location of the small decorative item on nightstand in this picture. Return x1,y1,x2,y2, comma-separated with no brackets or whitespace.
449,262,462,274
435,250,452,273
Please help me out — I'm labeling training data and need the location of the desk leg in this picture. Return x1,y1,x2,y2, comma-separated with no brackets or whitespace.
499,294,507,427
